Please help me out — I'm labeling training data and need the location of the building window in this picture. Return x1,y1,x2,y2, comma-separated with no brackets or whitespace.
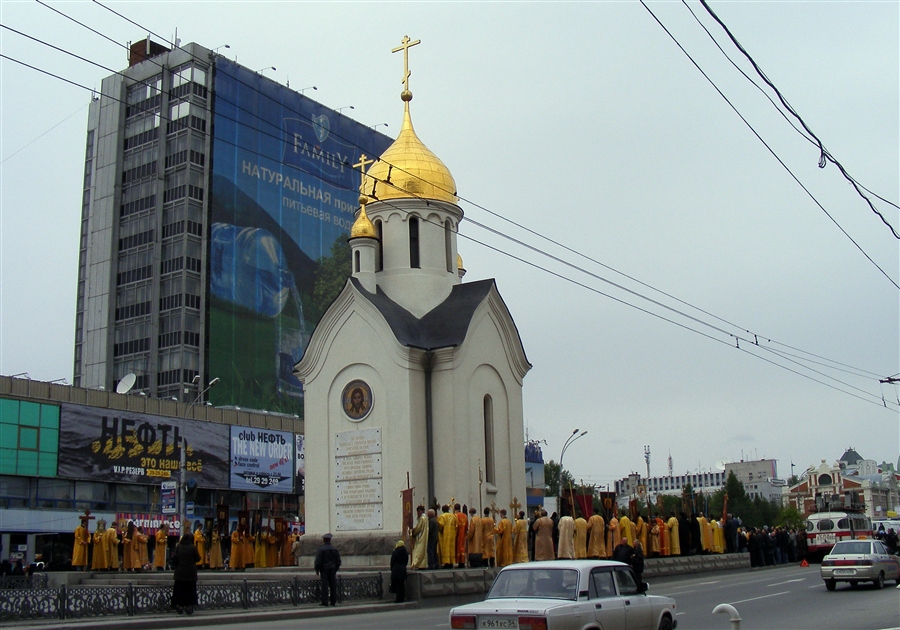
484,395,494,484
444,220,453,272
375,220,383,271
354,250,360,273
409,217,420,268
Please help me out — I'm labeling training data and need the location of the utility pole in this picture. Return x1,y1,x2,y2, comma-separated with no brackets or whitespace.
644,445,651,519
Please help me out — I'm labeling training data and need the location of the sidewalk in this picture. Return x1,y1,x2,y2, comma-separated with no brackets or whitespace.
5,599,418,629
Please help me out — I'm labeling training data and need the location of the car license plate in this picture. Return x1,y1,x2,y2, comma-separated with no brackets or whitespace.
479,618,518,629
833,569,855,576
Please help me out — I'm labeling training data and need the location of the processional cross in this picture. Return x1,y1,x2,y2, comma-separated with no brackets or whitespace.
391,35,421,96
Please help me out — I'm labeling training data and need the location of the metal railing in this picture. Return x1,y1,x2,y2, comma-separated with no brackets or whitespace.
0,574,382,621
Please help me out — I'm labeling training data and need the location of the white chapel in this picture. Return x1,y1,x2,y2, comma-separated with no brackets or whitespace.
295,37,530,547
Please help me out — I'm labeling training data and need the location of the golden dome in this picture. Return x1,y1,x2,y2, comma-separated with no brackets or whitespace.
365,104,457,204
457,253,464,270
350,203,377,239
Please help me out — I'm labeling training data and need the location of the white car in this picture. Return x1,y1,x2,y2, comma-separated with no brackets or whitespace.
449,560,677,630
820,539,900,590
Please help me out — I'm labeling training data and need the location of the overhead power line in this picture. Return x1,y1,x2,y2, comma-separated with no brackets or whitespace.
697,0,900,237
639,0,899,291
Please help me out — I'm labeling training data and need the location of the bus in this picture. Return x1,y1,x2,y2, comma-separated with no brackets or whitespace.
805,511,873,559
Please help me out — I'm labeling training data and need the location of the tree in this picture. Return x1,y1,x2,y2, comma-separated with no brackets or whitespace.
311,236,351,323
777,505,804,530
543,459,573,497
724,470,747,502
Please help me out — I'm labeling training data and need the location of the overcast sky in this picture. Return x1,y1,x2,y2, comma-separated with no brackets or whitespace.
1,1,897,488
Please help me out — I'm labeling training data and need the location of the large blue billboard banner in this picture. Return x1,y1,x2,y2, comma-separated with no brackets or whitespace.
209,58,392,414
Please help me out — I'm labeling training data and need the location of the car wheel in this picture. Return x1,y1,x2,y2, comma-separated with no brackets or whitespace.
825,579,836,591
874,572,884,589
657,615,674,630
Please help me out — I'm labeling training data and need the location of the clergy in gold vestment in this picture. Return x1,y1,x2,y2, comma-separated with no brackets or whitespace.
649,520,661,556
512,512,529,564
266,528,279,568
557,515,575,559
667,515,681,556
454,505,468,568
699,515,712,553
574,516,588,559
532,511,554,561
103,524,120,570
495,510,513,567
619,515,634,545
606,516,620,558
230,530,245,569
481,508,496,566
194,526,208,567
91,521,109,570
136,527,150,569
242,530,255,567
411,506,428,569
438,505,457,567
586,512,606,559
467,509,483,566
72,522,90,569
656,517,670,556
209,529,224,569
254,531,267,568
636,516,648,553
154,524,169,570
122,523,137,570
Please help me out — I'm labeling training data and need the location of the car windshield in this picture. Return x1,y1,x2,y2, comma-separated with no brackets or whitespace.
487,568,579,601
830,541,871,555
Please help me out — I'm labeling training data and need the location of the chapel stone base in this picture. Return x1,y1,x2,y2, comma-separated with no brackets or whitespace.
296,531,403,569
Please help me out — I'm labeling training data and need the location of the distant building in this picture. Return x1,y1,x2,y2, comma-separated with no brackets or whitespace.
724,459,784,502
784,449,899,519
74,38,391,413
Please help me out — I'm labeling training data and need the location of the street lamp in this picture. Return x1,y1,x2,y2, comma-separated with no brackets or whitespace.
559,429,587,516
179,376,219,535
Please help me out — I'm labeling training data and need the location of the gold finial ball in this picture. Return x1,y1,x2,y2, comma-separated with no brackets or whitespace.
401,90,413,102
359,194,369,205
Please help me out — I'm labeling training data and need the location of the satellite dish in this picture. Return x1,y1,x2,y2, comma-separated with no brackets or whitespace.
116,373,136,395
716,459,728,471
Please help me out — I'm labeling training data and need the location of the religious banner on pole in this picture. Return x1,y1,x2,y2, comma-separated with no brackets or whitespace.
401,487,414,539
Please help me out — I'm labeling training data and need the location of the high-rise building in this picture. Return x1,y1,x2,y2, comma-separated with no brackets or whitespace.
74,39,391,411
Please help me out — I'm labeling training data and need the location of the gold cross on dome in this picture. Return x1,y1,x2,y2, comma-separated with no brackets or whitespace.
353,154,375,190
392,35,421,93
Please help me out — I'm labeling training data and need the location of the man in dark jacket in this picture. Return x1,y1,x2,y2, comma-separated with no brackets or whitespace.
427,509,439,569
314,533,341,606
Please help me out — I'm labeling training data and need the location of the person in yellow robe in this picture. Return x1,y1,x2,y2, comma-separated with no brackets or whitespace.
265,527,279,568
649,519,661,557
606,514,620,558
103,522,120,570
467,508,483,567
636,516,648,552
254,530,267,568
230,528,245,570
72,519,90,570
454,504,468,569
91,520,108,571
699,515,711,553
209,528,224,569
121,522,136,571
667,513,681,556
193,524,207,568
656,517,669,556
573,515,588,559
586,510,606,559
481,508,496,567
532,510,554,561
512,511,529,564
411,506,428,569
557,515,575,559
135,527,150,570
154,523,169,570
494,509,513,567
437,505,457,568
619,514,634,545
242,528,256,568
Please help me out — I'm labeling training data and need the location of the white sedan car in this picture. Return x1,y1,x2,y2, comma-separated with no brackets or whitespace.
449,560,677,630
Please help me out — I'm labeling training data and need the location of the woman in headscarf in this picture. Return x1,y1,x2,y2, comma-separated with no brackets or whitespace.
171,533,201,615
389,539,409,603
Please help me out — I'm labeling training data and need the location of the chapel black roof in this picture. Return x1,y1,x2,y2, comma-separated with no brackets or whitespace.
351,277,496,350
839,448,864,466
